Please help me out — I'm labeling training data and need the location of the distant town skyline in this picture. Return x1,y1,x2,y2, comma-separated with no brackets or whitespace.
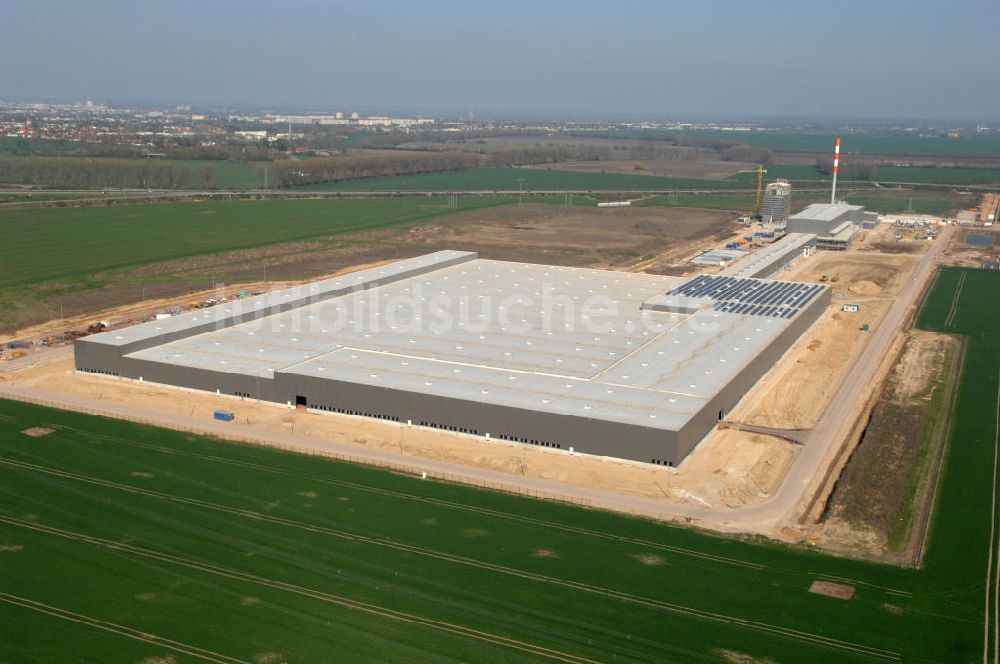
2,0,998,122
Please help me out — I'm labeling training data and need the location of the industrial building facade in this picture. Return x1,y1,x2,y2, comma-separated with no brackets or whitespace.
786,202,878,250
760,180,791,226
75,251,829,466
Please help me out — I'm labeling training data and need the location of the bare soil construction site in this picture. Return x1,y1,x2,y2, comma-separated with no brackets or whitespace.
0,202,957,547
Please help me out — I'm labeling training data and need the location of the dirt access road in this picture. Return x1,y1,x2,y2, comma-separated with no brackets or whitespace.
759,224,955,530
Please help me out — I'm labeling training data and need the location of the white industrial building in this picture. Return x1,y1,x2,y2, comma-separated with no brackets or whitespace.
75,251,830,467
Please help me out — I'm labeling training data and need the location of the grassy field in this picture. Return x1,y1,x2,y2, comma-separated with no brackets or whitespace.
0,267,997,662
635,192,760,210
0,197,508,288
306,164,1000,193
0,193,106,204
844,194,971,216
0,398,973,663
726,164,830,182
914,268,1000,658
677,130,1000,157
875,166,1000,185
727,164,1000,186
302,167,748,192
635,190,972,215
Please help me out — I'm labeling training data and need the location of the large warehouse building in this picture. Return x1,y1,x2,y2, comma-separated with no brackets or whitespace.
75,251,830,466
787,202,878,250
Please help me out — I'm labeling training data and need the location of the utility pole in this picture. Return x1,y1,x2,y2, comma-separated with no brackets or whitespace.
517,178,526,207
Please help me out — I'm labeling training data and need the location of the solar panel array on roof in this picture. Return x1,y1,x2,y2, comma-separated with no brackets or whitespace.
666,274,823,318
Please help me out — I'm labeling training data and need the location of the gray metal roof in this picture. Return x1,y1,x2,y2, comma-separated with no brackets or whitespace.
90,250,476,348
721,233,815,278
125,258,826,432
690,248,746,265
789,203,862,222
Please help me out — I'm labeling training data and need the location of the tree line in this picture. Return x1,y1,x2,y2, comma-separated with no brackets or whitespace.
815,156,879,180
0,155,207,189
271,151,480,187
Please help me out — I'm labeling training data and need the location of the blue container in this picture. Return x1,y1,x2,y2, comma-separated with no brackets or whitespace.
214,410,235,422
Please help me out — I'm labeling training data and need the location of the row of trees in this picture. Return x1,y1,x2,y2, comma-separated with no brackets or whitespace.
0,156,206,189
270,151,480,187
815,156,879,180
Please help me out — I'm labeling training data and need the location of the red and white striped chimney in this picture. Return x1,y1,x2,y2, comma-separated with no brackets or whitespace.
831,137,841,204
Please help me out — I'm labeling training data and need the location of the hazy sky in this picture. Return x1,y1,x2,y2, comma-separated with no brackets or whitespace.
2,0,998,121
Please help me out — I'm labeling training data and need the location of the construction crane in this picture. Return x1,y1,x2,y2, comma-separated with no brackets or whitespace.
753,165,767,219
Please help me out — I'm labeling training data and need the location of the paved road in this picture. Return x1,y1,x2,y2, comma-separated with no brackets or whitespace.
0,227,952,535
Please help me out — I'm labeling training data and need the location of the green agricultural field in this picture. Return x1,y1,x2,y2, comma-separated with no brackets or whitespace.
677,129,1000,157
726,163,1000,186
726,164,830,182
0,197,508,288
0,398,970,663
635,192,759,209
302,167,746,192
636,190,972,215
843,194,970,216
914,267,1000,657
875,166,1000,185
